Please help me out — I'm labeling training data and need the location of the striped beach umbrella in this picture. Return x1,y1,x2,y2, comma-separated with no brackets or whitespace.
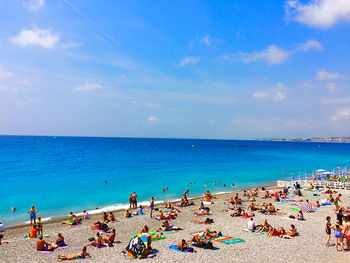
298,202,312,213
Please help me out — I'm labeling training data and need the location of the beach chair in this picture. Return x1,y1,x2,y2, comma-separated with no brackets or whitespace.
345,183,350,190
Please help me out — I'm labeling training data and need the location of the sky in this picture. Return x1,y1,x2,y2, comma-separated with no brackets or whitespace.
0,0,350,139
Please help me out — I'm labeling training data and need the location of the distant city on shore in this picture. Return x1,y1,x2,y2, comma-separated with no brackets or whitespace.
259,137,350,143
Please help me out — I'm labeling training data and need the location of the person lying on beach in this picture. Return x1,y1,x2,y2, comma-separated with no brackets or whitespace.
242,210,255,218
103,229,116,245
266,203,276,213
194,210,211,216
156,220,182,231
256,219,271,233
285,224,297,237
177,239,193,252
231,207,243,217
109,212,116,222
62,212,75,224
57,246,90,261
202,228,222,238
54,233,66,248
155,210,168,220
90,221,108,231
308,183,315,190
36,235,54,251
324,187,336,194
87,232,103,247
67,215,81,226
191,218,213,224
170,203,181,212
248,203,258,211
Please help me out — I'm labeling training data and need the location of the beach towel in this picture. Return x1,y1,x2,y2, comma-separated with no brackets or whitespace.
221,238,245,244
168,245,193,253
57,246,69,250
92,227,109,233
276,201,287,204
92,243,107,248
212,236,235,242
307,195,320,197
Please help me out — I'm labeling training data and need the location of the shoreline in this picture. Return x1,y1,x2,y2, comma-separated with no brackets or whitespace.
3,183,278,231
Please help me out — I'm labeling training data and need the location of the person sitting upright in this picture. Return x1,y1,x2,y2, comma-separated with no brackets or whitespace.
37,235,54,251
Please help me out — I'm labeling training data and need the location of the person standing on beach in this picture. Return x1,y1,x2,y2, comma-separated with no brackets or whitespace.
343,217,350,250
129,194,133,208
132,192,138,208
325,216,331,246
183,189,189,200
27,205,38,226
149,197,155,218
334,194,342,213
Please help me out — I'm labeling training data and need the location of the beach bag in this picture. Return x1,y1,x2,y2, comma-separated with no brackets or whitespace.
88,237,94,242
205,240,213,249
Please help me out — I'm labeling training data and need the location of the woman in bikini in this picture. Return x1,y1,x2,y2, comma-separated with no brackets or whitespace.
57,246,90,261
325,216,331,246
331,220,344,251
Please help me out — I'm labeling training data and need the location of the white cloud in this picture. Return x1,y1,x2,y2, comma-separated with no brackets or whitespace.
317,70,341,80
297,40,322,51
74,82,103,91
285,0,350,28
326,83,338,93
321,96,350,105
253,83,288,101
239,45,291,64
23,0,45,11
10,25,59,49
0,86,7,91
147,116,161,123
144,101,161,108
0,66,14,79
201,35,212,46
331,108,350,121
179,56,200,66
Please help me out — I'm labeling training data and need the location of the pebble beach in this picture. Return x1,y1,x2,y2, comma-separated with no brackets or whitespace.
1,186,349,263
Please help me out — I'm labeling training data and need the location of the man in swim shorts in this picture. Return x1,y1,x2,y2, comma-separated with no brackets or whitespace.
342,216,350,250
150,197,155,218
334,194,342,213
27,205,38,226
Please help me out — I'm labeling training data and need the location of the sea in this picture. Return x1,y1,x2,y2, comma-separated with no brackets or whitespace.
1,135,349,226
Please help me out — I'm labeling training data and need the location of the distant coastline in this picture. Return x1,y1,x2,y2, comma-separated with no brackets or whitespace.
257,137,350,143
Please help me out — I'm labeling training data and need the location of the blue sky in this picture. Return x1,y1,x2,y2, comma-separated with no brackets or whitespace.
0,0,350,139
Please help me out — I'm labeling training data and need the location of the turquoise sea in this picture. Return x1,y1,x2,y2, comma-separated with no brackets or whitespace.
1,135,349,226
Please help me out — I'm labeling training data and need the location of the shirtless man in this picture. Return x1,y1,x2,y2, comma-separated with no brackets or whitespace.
132,192,138,208
150,197,155,218
27,205,38,226
334,194,342,213
267,203,276,213
36,235,53,251
342,217,350,250
103,229,116,245
183,190,189,200
177,239,191,252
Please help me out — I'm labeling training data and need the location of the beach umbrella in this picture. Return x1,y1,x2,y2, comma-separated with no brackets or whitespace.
298,202,312,213
126,236,146,255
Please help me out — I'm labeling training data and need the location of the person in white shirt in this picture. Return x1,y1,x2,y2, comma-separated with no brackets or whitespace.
248,217,255,232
